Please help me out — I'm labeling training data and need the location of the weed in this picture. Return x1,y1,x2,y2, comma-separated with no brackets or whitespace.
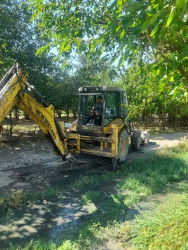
0,190,24,212
101,171,117,181
119,176,152,206
132,194,188,249
70,175,101,189
82,191,101,204
9,239,57,250
58,240,78,250
0,187,58,214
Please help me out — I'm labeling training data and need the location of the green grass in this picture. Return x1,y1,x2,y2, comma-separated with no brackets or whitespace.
70,175,101,190
82,191,101,204
4,141,188,249
58,141,188,249
0,187,58,214
148,128,178,136
132,193,188,249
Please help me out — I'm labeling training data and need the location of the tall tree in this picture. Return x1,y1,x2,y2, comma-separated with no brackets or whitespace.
0,0,68,109
29,0,188,84
119,57,188,122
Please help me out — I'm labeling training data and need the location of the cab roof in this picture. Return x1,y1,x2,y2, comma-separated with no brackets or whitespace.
78,86,125,93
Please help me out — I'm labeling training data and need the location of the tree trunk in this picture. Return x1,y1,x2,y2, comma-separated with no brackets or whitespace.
57,110,62,118
14,107,20,120
161,115,166,130
66,110,69,123
73,111,77,119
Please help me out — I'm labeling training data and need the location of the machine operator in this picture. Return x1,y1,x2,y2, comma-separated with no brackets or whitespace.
87,96,103,126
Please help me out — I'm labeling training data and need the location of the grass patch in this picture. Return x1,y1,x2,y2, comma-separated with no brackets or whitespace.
57,141,188,249
9,239,57,250
148,128,177,136
70,175,101,189
82,191,101,204
4,141,188,250
132,194,188,249
0,187,58,214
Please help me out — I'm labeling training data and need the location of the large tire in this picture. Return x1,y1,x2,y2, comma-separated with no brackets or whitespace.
131,131,141,151
117,128,129,165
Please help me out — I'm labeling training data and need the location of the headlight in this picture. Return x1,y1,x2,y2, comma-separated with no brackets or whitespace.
83,87,87,91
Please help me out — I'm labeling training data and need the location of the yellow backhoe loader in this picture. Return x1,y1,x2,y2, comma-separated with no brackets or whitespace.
0,64,149,170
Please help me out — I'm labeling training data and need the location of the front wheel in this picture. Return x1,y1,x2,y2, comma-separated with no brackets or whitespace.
117,128,129,165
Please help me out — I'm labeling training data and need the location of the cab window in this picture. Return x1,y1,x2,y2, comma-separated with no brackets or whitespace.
105,92,119,122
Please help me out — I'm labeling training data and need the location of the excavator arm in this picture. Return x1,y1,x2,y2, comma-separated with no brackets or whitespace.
0,64,67,156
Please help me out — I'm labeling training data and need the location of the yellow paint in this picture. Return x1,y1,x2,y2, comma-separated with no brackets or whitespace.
111,125,119,158
70,119,77,132
0,69,28,124
59,121,65,131
103,119,125,134
100,141,103,151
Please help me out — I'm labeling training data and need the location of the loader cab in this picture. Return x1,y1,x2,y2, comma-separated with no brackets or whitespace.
77,86,127,135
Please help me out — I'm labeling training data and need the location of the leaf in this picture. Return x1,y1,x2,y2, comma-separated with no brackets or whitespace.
124,50,129,60
150,24,159,37
141,12,159,33
149,12,159,25
176,0,186,9
166,6,175,27
127,1,143,14
170,76,174,82
117,0,123,10
140,19,150,33
109,0,117,11
183,13,188,23
120,30,125,39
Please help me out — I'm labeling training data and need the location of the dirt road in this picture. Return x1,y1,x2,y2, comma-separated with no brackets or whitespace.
0,132,187,196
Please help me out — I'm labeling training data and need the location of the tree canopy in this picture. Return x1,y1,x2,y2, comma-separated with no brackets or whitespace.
30,0,187,82
0,0,187,125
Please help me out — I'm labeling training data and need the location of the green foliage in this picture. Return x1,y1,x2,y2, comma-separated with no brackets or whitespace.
58,240,78,250
9,239,57,250
29,0,187,82
132,194,188,249
70,175,101,190
0,0,76,116
119,177,152,206
82,191,101,204
0,187,57,214
27,0,188,121
118,57,188,119
1,0,187,122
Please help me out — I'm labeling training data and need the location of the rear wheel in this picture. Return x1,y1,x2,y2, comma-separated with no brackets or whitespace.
117,128,129,165
131,131,141,151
